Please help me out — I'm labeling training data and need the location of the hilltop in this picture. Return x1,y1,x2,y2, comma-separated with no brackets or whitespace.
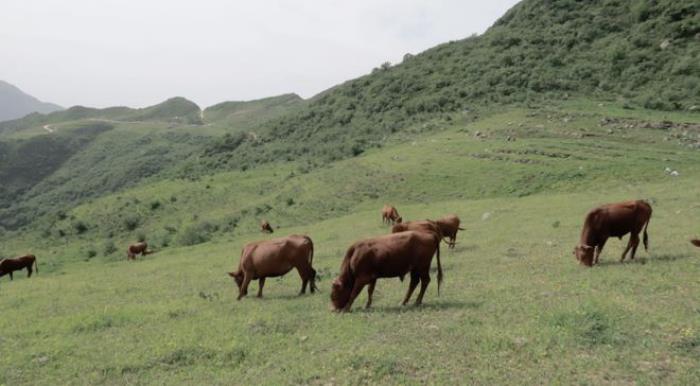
0,80,63,122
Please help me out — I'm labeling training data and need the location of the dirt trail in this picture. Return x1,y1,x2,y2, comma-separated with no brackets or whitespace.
43,124,55,133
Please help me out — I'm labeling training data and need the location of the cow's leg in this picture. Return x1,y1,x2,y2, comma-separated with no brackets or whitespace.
9,271,13,280
27,266,33,278
257,277,265,298
365,279,377,309
450,236,456,249
620,236,634,262
415,272,432,306
237,273,252,300
297,267,310,295
343,276,370,312
401,272,420,306
629,233,641,260
595,238,607,265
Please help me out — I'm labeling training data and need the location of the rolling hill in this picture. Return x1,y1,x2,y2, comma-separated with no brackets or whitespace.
0,80,63,122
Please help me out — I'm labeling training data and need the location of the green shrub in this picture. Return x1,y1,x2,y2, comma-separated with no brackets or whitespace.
103,240,117,256
178,221,218,246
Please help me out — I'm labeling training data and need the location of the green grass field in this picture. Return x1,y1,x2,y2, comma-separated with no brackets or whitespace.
2,102,700,385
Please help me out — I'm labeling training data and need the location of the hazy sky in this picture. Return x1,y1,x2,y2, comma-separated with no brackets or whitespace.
1,0,519,108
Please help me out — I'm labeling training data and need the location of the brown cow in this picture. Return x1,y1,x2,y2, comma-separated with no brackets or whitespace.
573,200,652,266
260,220,274,233
0,255,38,281
436,214,464,249
691,239,700,247
391,220,442,238
331,231,442,312
127,242,151,260
228,234,316,300
381,205,402,225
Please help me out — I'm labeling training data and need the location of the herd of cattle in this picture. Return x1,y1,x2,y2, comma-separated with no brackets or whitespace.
2,200,699,311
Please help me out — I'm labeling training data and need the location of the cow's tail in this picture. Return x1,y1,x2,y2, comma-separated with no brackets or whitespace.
303,235,314,266
643,212,651,251
303,235,318,292
435,237,443,296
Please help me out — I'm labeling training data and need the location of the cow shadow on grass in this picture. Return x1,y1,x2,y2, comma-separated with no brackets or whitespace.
360,299,485,314
596,253,693,267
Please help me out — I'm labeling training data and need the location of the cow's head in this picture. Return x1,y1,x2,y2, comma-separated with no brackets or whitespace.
396,216,403,224
228,271,244,288
573,245,594,267
330,277,351,311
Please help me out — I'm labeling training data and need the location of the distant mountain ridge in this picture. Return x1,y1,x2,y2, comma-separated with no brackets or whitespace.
0,80,63,122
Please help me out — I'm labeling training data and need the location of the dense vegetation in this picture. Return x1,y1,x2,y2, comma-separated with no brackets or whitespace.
202,0,699,168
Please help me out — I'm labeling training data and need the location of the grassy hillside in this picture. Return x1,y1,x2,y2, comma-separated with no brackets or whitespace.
201,0,698,170
204,93,303,128
2,73,700,386
1,1,700,382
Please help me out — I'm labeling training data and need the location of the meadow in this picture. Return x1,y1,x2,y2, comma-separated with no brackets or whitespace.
2,101,700,385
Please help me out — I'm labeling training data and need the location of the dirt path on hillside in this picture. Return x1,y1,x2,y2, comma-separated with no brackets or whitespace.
43,124,55,133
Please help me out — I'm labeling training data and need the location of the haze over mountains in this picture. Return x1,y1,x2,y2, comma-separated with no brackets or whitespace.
0,80,63,122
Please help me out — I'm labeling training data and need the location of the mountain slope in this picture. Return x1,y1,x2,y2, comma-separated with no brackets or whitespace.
0,80,63,122
202,0,699,169
204,93,303,128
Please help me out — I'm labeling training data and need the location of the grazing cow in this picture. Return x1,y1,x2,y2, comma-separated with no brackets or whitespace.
0,255,38,281
691,239,700,247
381,205,402,225
127,242,150,260
260,220,274,233
228,234,316,300
331,231,442,312
436,214,464,249
573,200,652,266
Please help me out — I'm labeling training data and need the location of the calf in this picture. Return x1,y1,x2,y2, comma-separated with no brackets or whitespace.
0,255,38,281
228,234,316,300
574,200,652,266
331,231,442,312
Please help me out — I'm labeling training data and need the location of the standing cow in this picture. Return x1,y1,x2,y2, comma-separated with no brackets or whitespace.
260,220,274,233
228,234,316,300
331,231,442,312
436,214,464,249
0,255,38,281
573,200,652,266
381,205,402,225
127,242,150,260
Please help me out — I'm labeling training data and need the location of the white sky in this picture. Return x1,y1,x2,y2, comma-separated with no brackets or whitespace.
0,0,519,108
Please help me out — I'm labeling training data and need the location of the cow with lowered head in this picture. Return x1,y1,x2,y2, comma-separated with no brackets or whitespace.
381,205,402,225
0,254,38,281
229,234,317,300
436,214,464,249
331,230,442,312
574,200,652,266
